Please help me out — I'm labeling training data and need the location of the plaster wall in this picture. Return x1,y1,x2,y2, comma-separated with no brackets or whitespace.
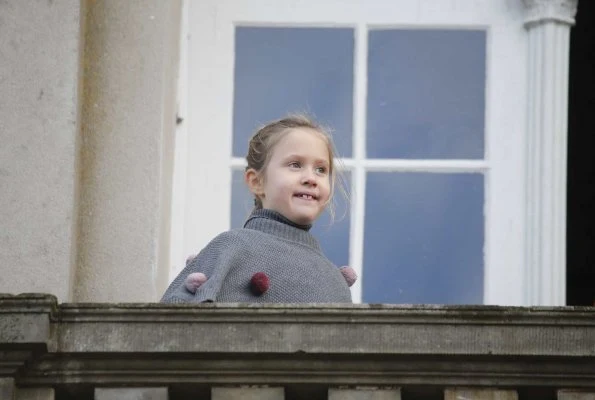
0,0,181,302
0,0,83,302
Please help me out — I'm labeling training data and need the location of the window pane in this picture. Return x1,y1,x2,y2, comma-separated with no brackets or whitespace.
231,170,254,229
311,172,351,268
363,172,484,304
231,170,350,268
233,27,354,158
367,29,486,159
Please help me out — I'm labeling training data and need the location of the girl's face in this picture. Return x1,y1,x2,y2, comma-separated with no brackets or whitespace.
250,128,331,225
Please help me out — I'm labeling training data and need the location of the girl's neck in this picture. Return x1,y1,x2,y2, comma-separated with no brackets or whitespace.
242,208,321,252
250,208,312,231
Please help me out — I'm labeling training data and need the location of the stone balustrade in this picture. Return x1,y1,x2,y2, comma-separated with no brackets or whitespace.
1,294,594,399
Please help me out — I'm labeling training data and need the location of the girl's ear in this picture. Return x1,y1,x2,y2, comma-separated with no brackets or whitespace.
245,168,264,197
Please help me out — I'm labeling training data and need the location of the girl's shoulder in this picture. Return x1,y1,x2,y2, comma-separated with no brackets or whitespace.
206,227,264,248
186,228,262,269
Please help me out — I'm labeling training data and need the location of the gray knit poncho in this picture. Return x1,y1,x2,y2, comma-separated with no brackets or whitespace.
161,209,352,303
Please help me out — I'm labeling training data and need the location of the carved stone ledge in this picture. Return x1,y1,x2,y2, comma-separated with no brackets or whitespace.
0,294,56,345
0,294,56,379
522,0,579,26
2,296,595,390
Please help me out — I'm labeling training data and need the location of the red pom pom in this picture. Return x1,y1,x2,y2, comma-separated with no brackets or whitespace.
250,272,270,295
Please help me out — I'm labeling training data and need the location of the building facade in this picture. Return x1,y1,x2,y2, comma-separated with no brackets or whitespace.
0,0,582,305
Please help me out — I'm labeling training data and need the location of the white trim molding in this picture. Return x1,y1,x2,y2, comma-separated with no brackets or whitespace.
174,0,532,305
522,0,578,305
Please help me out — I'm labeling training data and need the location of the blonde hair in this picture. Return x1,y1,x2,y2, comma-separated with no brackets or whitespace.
245,114,348,222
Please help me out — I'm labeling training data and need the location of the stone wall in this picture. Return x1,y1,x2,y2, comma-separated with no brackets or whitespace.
0,0,182,303
0,0,83,303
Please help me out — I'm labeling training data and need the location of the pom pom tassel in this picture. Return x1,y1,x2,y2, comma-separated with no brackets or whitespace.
184,272,207,293
339,266,357,287
250,272,270,295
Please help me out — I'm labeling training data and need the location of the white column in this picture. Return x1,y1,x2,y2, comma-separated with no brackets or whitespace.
16,388,55,400
75,1,182,302
0,378,15,400
558,391,595,400
329,388,401,400
212,387,284,400
522,0,578,305
95,388,168,400
445,388,518,400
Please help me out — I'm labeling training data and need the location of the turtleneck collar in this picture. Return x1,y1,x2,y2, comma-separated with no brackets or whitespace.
243,209,320,251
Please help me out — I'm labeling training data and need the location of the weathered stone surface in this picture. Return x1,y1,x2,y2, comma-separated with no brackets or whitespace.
54,304,595,357
0,378,15,400
0,314,49,345
2,298,595,390
212,387,284,400
0,0,82,303
328,388,401,400
16,387,55,400
445,388,518,400
0,295,54,345
558,390,595,400
95,387,168,400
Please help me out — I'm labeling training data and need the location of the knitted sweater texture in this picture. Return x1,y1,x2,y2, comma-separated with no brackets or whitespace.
161,209,352,303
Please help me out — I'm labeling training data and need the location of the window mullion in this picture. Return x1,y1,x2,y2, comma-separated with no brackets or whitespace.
350,23,368,304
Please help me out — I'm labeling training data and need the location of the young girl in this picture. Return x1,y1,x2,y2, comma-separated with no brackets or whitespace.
161,115,353,303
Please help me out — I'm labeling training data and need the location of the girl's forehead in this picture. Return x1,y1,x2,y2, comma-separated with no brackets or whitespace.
279,128,328,147
273,128,331,159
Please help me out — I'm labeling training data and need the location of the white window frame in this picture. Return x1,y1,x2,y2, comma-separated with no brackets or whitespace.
171,0,529,305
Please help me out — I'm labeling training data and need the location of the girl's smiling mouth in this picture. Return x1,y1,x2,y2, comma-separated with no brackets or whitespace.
294,192,318,200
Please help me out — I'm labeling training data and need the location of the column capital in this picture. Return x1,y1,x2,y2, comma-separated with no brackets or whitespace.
522,0,578,27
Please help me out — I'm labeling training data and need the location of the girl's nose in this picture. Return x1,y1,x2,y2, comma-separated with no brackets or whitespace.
301,170,317,186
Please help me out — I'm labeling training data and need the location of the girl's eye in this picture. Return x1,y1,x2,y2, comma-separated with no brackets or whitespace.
316,166,327,174
288,162,300,168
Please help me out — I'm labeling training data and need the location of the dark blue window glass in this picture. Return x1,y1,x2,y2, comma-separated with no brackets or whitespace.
231,170,254,229
367,29,486,159
310,172,351,268
233,27,354,158
231,170,350,268
363,172,484,304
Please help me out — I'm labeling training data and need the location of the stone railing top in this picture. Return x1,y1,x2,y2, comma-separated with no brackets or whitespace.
2,293,594,354
2,293,594,388
2,292,594,322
